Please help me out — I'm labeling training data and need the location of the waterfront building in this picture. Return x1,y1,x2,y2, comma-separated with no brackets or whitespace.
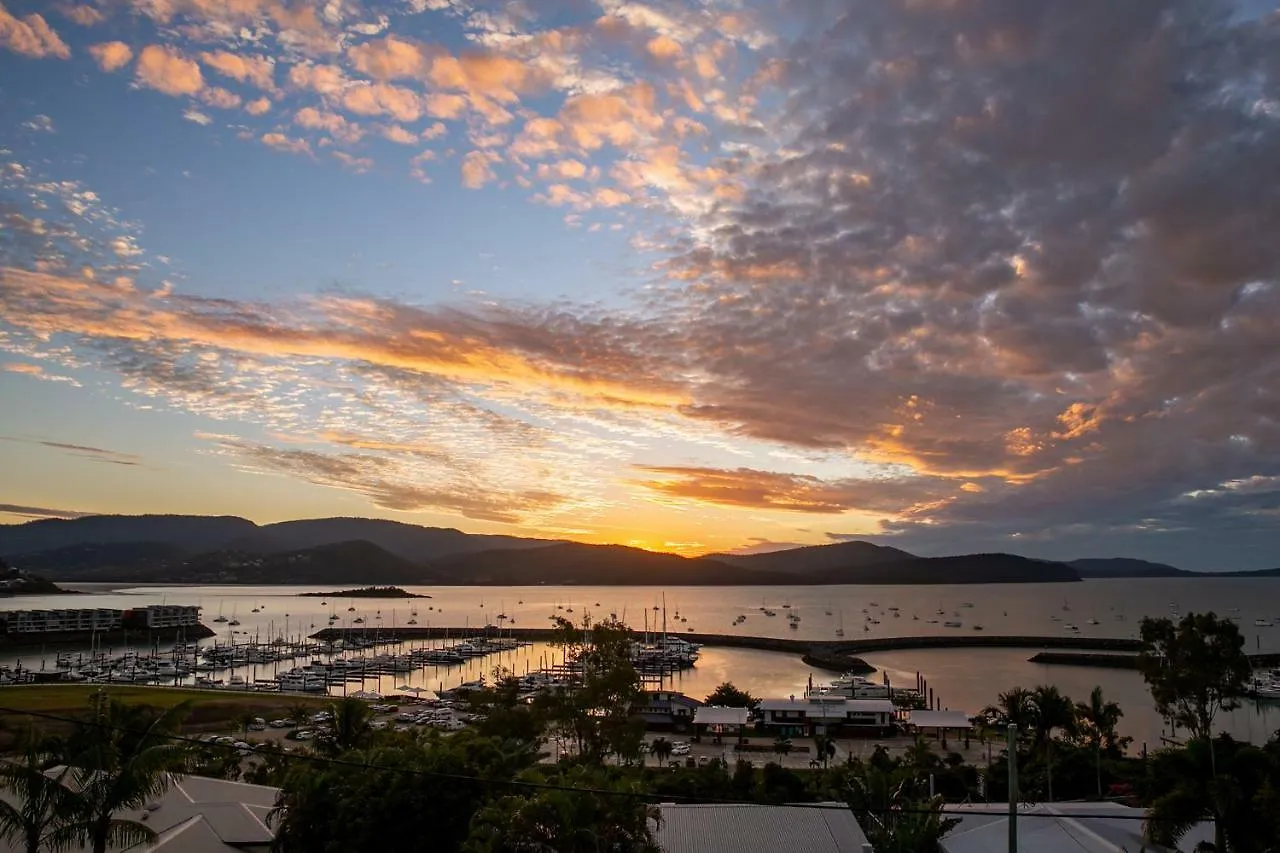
638,690,703,730
758,696,895,737
652,803,871,853
0,608,123,634
136,604,202,629
692,705,751,742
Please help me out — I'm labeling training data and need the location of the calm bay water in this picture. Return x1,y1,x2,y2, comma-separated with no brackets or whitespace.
3,578,1278,747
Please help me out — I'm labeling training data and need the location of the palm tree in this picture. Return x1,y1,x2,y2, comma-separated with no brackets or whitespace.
60,694,191,853
649,737,673,766
238,711,258,739
1030,685,1076,802
0,731,75,853
286,701,314,728
814,734,837,768
326,697,374,754
1075,686,1124,798
773,736,793,762
993,687,1037,732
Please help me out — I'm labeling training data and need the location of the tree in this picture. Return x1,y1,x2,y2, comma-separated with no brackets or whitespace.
464,766,660,852
1030,685,1076,803
772,736,793,762
1144,735,1280,853
60,694,190,853
540,616,645,764
286,701,315,729
1075,686,1124,798
704,683,759,708
0,731,75,853
649,738,673,766
847,766,959,853
238,711,258,739
983,687,1036,733
325,697,374,754
1138,612,1251,743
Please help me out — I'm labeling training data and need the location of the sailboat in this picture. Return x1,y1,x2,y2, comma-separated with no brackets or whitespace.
212,602,228,623
835,610,845,638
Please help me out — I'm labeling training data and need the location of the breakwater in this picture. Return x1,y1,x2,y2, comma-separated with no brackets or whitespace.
1030,650,1280,670
309,627,1151,673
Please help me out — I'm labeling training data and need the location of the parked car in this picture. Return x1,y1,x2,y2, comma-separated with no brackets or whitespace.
671,742,690,756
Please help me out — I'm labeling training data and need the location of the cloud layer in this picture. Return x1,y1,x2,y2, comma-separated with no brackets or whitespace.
3,0,1280,567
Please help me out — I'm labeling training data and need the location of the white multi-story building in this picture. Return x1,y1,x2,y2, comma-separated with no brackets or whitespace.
136,605,202,628
2,608,123,633
758,696,896,736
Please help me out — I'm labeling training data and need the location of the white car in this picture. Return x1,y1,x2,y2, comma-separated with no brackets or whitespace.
670,742,690,756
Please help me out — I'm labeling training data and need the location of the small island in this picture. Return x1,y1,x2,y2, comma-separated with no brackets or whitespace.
0,559,75,596
298,586,431,599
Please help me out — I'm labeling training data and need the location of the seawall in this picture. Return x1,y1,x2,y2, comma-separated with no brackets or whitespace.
0,624,216,649
309,627,1152,673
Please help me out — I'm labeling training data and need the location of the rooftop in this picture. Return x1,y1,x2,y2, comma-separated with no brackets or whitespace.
940,802,1214,853
0,772,281,853
653,803,870,853
693,706,751,726
907,710,973,729
759,697,894,714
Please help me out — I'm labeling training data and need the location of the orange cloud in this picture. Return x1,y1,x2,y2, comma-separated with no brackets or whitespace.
245,96,271,115
135,44,203,96
460,150,498,189
331,151,373,173
341,82,420,122
380,124,417,145
61,4,105,26
646,34,682,61
428,50,539,104
200,50,275,91
347,35,424,80
0,267,690,411
1,3,71,59
88,40,131,71
261,132,311,155
424,92,466,119
559,83,663,150
536,159,588,181
295,106,362,143
287,62,345,96
199,86,241,109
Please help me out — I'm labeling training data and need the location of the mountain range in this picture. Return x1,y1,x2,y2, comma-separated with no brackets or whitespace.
0,514,1274,586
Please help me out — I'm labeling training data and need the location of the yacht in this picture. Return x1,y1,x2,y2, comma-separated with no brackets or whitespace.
944,620,962,628
1255,619,1275,628
353,617,365,624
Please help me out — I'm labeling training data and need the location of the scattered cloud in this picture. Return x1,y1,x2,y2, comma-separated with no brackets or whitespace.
88,40,132,71
261,131,311,155
1,434,141,466
331,150,373,173
199,50,276,91
0,503,90,520
0,2,71,59
245,96,272,116
135,44,203,96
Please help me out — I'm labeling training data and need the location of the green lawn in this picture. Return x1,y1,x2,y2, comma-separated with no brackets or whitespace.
0,684,328,735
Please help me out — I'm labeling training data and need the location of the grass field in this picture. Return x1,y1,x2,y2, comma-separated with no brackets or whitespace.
0,684,328,738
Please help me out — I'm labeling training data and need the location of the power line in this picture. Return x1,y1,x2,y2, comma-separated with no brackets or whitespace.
0,703,1182,821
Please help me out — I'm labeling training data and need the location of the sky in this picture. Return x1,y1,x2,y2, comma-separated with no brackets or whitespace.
1,0,1278,570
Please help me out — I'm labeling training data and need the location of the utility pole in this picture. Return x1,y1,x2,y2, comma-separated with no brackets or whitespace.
1007,724,1018,853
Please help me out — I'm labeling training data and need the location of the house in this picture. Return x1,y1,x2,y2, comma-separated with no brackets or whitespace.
0,773,280,852
940,802,1215,853
638,690,703,729
692,705,751,742
653,803,872,853
758,696,895,737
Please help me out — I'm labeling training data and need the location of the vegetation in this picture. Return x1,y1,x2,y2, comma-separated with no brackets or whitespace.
1138,612,1252,742
2,610,1276,853
298,586,429,598
703,682,759,708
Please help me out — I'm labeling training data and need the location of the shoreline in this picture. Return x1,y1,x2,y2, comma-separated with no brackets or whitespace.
0,624,217,649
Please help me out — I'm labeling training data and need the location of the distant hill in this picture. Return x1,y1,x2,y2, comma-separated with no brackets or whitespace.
802,553,1081,585
710,541,916,575
0,514,256,556
37,540,435,585
430,542,778,586
14,542,192,580
0,557,72,595
1217,567,1280,578
227,517,555,562
1069,558,1195,578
